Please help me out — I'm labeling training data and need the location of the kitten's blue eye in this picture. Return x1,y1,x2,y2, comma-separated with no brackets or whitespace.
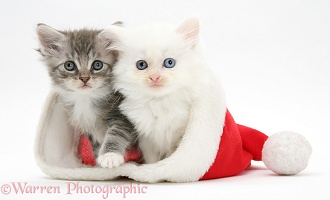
92,60,103,71
64,61,76,71
164,58,176,68
136,60,148,70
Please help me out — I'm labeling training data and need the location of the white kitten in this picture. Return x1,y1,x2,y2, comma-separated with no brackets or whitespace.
102,18,223,166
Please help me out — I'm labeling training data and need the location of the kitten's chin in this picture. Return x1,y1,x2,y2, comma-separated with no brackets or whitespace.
145,84,173,97
76,85,94,93
149,84,163,89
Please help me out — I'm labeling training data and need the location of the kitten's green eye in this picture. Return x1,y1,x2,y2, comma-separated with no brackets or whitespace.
136,60,148,70
64,61,76,71
164,58,176,68
92,60,103,71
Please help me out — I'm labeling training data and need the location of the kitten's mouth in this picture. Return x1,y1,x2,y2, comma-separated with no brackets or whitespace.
150,83,163,88
79,84,92,89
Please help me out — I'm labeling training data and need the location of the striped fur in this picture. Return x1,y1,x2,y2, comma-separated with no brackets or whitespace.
101,92,138,156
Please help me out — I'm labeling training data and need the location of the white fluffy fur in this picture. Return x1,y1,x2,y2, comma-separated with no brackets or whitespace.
121,92,191,163
53,86,108,143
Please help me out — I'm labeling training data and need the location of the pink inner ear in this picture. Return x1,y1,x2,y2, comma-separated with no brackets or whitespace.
176,18,200,41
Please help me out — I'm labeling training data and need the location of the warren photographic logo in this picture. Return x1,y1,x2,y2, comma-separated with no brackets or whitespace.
1,182,148,199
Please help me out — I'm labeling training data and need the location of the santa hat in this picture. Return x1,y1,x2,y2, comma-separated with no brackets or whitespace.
34,91,312,181
200,110,312,180
77,110,311,180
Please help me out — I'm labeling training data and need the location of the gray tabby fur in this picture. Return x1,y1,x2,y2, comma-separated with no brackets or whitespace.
36,24,137,168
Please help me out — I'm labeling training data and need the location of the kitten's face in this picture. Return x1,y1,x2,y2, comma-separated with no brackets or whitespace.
37,24,117,94
107,18,201,97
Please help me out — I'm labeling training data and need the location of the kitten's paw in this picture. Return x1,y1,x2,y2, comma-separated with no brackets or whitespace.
97,152,125,169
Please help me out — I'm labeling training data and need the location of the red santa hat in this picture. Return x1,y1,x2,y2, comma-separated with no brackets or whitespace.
77,109,312,180
200,110,312,179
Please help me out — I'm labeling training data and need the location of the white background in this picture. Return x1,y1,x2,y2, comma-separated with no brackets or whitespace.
0,0,329,199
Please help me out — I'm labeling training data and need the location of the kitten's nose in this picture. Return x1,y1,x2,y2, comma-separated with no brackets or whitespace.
80,76,90,84
149,75,160,82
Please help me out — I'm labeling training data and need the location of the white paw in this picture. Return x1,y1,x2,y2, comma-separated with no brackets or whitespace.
97,152,125,169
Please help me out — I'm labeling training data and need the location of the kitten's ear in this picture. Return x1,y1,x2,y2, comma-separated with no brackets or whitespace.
112,21,124,27
176,17,200,47
36,24,65,56
98,25,126,51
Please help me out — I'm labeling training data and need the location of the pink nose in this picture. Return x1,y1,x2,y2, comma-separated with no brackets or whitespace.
149,75,160,82
80,76,90,84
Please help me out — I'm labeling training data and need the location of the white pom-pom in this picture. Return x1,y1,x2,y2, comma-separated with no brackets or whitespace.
262,132,312,175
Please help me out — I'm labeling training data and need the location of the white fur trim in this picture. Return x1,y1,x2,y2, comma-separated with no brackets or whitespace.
262,132,312,175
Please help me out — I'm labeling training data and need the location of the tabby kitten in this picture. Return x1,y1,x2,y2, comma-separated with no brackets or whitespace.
36,24,136,168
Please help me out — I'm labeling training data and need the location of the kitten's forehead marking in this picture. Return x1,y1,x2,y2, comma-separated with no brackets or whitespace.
66,29,101,70
67,29,100,54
